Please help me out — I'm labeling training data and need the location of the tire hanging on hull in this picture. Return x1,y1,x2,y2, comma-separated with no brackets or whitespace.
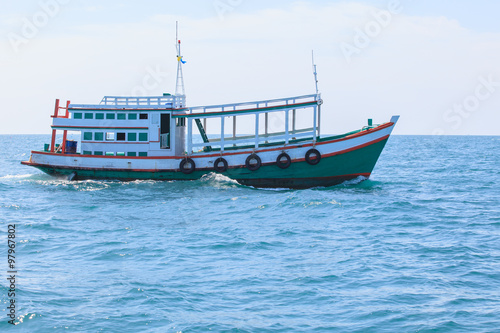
276,152,291,169
305,149,321,165
214,157,228,173
245,154,261,171
180,158,196,174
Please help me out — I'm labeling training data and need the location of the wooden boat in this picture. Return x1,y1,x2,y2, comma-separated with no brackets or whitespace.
22,29,399,189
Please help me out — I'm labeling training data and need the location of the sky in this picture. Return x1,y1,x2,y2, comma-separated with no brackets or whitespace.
1,0,499,135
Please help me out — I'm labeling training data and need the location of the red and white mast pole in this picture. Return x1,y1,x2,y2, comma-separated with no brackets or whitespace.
175,21,185,97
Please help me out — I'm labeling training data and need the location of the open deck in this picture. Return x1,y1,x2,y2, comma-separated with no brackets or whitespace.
173,94,322,155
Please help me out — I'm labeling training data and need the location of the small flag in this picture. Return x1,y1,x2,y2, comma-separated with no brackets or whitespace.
177,56,186,64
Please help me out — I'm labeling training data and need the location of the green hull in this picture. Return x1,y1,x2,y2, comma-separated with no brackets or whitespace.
28,138,388,189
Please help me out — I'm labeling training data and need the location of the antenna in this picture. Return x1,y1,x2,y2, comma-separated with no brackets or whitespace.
312,50,319,96
175,21,185,96
312,50,322,138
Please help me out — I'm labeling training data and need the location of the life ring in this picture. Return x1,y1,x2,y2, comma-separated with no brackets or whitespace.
214,157,228,173
245,154,261,171
305,149,321,165
179,158,196,174
276,152,291,169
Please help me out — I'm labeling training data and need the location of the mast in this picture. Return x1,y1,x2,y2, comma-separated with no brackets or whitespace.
312,50,319,96
175,21,185,96
312,50,321,138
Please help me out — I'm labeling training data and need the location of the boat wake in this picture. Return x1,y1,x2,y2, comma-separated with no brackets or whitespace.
341,175,369,186
0,173,39,180
0,172,118,192
198,172,239,188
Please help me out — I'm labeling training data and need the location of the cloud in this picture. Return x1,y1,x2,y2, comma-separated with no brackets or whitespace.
1,1,499,135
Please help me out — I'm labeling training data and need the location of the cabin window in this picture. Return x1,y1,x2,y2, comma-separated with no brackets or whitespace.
117,133,126,141
139,113,148,120
128,113,137,120
139,133,148,142
127,133,137,141
94,151,103,156
96,113,104,120
139,152,148,157
117,113,126,120
127,152,137,157
73,113,82,119
83,151,92,155
106,113,115,120
83,132,92,140
105,152,115,156
106,132,115,141
84,113,94,119
94,132,104,141
116,152,125,156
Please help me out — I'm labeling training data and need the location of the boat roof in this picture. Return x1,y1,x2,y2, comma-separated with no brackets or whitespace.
69,94,185,110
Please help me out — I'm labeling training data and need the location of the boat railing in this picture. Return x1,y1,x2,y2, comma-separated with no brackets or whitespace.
186,94,318,116
206,128,314,144
179,94,322,154
97,95,186,108
190,128,315,151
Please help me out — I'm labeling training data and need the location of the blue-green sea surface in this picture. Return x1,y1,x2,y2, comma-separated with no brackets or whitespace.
0,135,499,332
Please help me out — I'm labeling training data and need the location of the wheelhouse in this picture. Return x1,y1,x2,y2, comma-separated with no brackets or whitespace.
48,94,187,157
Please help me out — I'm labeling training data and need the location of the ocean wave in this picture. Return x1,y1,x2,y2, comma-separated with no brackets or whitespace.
0,173,39,180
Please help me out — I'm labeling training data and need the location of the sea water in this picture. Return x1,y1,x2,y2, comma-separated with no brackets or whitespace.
0,135,499,332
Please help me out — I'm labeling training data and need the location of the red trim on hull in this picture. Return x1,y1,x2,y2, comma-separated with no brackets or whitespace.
51,126,149,130
33,123,394,160
293,135,390,163
68,107,182,112
81,141,151,145
327,122,393,144
22,135,388,174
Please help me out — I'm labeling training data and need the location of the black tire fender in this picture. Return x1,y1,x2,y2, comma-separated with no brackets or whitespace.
180,158,196,174
305,149,321,165
276,152,291,169
245,154,262,171
214,157,228,173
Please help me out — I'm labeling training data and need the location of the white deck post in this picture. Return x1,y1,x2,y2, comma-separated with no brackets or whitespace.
285,110,289,144
255,113,259,149
203,108,207,132
313,105,317,141
233,116,236,141
187,118,192,155
221,116,225,152
265,113,268,136
318,103,321,138
292,109,296,133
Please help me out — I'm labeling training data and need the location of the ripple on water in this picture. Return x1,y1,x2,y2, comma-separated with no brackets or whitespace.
2,135,500,332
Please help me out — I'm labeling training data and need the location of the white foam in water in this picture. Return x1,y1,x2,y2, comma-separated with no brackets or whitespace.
341,175,368,186
0,174,37,180
200,172,239,185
